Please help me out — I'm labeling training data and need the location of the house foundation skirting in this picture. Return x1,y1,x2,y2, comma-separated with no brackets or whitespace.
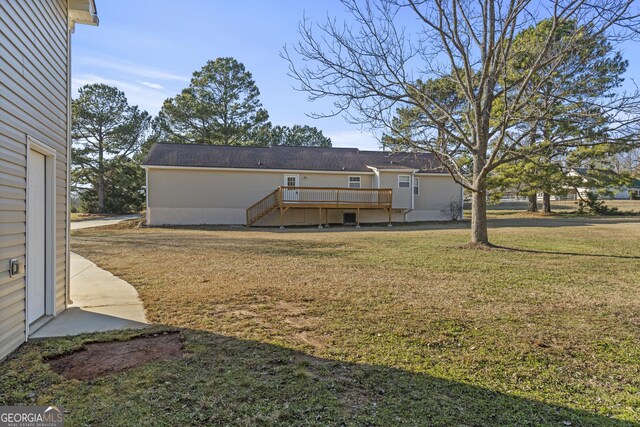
148,207,452,226
148,207,246,225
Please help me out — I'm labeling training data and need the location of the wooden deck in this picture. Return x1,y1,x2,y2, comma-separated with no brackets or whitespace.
246,186,393,226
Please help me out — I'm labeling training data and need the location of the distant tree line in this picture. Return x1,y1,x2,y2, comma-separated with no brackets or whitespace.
72,57,332,213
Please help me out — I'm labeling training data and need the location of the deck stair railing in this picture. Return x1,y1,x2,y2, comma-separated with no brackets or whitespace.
246,188,279,226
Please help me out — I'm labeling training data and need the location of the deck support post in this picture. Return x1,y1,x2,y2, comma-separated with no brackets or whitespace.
279,206,285,230
318,208,323,229
387,208,392,227
356,208,361,228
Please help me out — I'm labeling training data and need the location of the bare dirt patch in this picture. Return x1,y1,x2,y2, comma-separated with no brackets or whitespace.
294,332,329,349
285,316,321,329
274,301,306,316
229,309,258,317
99,219,145,230
48,333,183,380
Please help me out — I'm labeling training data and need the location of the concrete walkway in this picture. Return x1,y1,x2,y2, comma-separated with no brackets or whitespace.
31,252,148,338
71,214,142,230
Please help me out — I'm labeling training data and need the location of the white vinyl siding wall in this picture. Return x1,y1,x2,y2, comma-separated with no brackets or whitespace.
146,167,463,225
0,0,70,359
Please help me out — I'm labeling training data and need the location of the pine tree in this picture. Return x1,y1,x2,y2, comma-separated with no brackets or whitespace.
72,84,150,213
159,57,270,145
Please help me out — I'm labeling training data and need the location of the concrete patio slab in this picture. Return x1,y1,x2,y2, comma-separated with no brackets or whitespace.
31,252,148,338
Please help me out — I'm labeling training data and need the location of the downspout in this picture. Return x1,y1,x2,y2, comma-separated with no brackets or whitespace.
65,13,73,306
411,172,415,210
406,171,415,222
145,167,150,225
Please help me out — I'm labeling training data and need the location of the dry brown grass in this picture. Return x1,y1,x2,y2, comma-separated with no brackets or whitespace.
3,218,635,424
479,199,640,216
60,217,640,423
70,213,115,222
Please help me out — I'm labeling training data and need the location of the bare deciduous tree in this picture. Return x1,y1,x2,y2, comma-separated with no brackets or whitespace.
283,0,640,245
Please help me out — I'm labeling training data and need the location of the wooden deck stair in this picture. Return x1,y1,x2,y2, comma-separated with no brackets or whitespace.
246,188,279,226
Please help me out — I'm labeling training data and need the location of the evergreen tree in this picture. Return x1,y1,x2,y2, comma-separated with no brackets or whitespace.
72,84,150,213
159,57,270,145
489,19,630,213
264,125,332,147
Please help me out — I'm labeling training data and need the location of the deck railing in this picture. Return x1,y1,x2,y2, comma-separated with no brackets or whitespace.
246,186,393,226
279,186,392,207
246,188,279,226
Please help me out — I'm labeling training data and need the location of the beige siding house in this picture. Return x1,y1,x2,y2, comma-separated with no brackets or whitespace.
143,144,463,227
0,0,98,360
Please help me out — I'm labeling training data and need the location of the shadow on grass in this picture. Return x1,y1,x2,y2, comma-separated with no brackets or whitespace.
485,216,640,229
137,215,639,233
73,215,640,242
492,244,640,260
71,216,640,261
1,327,635,426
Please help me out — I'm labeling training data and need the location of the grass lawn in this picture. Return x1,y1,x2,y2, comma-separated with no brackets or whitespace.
70,213,117,222
2,217,639,425
475,199,640,218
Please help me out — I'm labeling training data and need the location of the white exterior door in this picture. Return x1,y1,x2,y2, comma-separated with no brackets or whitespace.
283,175,299,202
27,150,47,324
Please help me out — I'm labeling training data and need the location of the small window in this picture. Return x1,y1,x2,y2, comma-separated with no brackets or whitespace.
413,177,419,195
348,176,361,188
286,176,297,187
398,175,411,188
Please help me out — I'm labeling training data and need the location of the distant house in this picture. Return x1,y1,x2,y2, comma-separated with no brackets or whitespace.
142,144,463,227
565,168,640,200
612,178,640,200
0,1,98,360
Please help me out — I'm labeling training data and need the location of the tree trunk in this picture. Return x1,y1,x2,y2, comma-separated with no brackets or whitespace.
542,192,552,213
98,144,105,213
527,194,538,212
470,131,490,245
471,184,489,245
97,175,105,213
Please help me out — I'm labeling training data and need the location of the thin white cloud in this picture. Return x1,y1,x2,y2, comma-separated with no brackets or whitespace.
139,81,165,90
72,74,171,114
76,56,190,82
326,130,381,151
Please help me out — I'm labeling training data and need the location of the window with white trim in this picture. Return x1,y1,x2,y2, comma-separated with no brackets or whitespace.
398,175,411,188
286,176,297,187
413,177,419,195
348,176,361,188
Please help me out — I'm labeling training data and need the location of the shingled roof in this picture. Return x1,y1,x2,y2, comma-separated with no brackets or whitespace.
142,143,447,174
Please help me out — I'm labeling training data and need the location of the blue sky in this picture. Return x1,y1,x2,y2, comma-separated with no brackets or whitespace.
72,1,381,149
72,1,640,151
